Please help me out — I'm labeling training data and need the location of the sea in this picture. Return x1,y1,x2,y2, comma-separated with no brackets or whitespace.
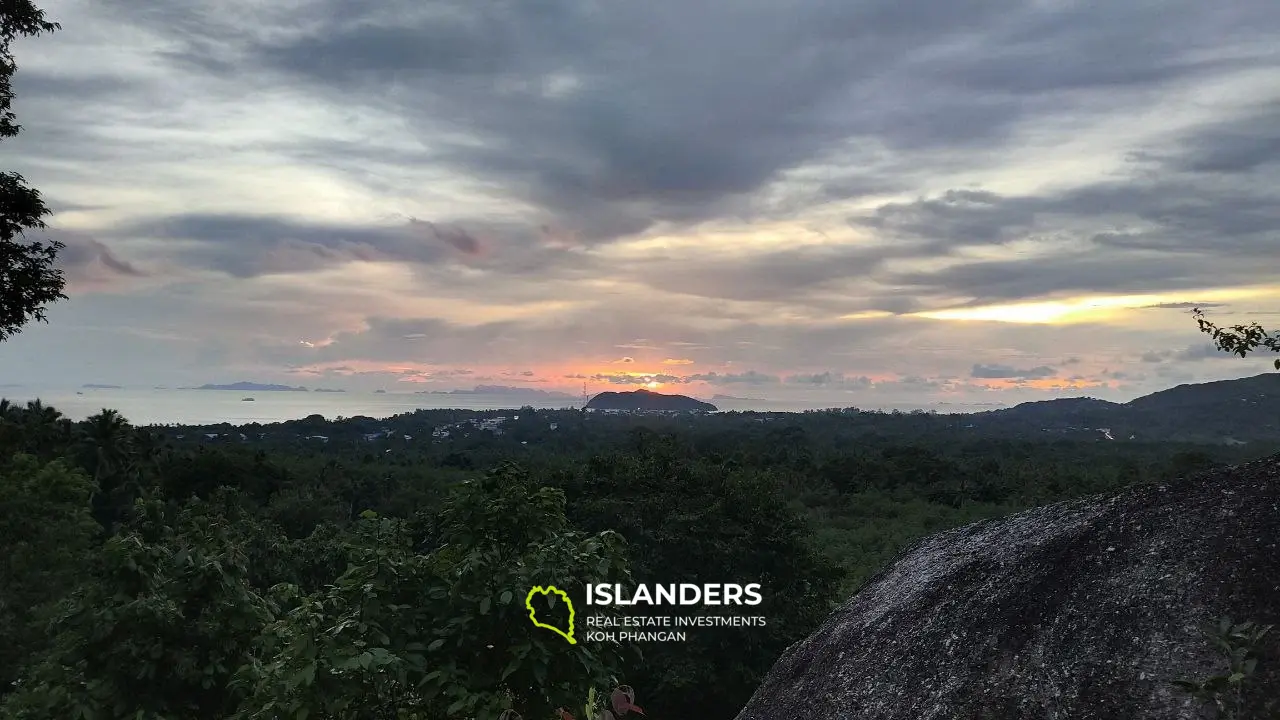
0,387,1004,426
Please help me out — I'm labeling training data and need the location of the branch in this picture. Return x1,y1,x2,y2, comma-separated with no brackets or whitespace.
1192,308,1280,370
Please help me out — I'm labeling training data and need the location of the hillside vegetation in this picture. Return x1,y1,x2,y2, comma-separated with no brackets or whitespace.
0,376,1276,718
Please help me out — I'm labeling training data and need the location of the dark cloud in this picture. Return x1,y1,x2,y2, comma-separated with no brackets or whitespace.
871,174,1280,303
39,230,148,293
787,371,842,385
91,0,1277,250
785,372,874,388
108,213,446,277
1165,102,1280,174
970,364,1056,379
930,0,1277,95
57,236,146,278
410,219,484,256
686,371,780,385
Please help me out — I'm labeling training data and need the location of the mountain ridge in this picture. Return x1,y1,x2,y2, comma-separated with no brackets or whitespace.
969,372,1279,442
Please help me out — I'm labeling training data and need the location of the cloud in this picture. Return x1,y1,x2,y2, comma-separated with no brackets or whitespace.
590,373,686,385
57,234,144,277
1141,343,1241,364
3,0,1279,407
1144,301,1226,310
1173,343,1236,362
686,371,781,385
970,364,1057,380
409,219,485,256
1164,102,1280,175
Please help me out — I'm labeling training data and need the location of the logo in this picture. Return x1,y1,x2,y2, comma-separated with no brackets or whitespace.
526,585,577,644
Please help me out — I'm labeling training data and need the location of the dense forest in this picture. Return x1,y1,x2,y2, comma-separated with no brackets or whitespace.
1,393,1275,720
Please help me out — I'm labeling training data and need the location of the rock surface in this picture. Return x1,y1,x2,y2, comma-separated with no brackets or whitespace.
736,454,1280,720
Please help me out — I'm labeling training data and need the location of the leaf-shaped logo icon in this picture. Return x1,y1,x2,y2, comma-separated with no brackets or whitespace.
526,585,576,644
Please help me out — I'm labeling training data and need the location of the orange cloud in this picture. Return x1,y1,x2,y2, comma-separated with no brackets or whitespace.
662,358,694,365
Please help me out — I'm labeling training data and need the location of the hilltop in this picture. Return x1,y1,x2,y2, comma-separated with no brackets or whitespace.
586,388,717,412
968,373,1279,443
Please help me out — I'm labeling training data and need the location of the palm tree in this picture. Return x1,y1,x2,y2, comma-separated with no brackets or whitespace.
77,409,133,483
21,398,67,457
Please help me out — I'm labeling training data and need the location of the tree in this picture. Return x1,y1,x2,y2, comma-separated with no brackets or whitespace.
0,454,98,694
560,446,842,720
1,1,64,341
234,463,638,720
2,502,276,719
1193,308,1280,370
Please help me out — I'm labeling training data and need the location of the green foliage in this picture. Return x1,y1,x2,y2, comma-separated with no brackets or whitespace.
233,463,637,720
1172,617,1276,719
1,397,1273,717
1194,307,1280,370
0,454,98,692
561,442,842,719
1,1,65,341
3,499,276,719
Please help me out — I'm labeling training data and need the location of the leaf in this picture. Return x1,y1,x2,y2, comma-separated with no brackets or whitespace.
428,639,445,651
290,663,316,688
480,596,491,615
500,590,513,605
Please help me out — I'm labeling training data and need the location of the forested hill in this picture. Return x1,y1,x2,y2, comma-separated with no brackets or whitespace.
586,388,717,412
971,373,1279,442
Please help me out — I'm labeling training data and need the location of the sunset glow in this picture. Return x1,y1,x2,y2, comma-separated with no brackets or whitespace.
2,0,1276,406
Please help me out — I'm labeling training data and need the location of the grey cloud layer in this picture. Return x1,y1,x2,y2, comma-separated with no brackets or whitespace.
86,0,1280,247
4,0,1279,398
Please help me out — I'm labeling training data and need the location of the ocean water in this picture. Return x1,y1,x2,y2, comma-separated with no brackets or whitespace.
0,387,1000,426
0,388,587,425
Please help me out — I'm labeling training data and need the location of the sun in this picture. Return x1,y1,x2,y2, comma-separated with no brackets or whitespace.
645,381,662,389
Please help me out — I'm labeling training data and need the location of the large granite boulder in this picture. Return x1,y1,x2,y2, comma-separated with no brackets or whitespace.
736,455,1280,719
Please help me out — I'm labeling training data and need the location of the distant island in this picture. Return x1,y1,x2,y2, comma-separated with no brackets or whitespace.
313,388,347,393
416,385,578,399
82,383,123,389
712,394,765,402
586,388,717,412
193,382,308,392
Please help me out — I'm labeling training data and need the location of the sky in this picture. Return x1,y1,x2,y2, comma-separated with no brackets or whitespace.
3,0,1279,407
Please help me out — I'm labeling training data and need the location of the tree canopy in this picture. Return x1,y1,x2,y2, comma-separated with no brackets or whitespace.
1,1,64,341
